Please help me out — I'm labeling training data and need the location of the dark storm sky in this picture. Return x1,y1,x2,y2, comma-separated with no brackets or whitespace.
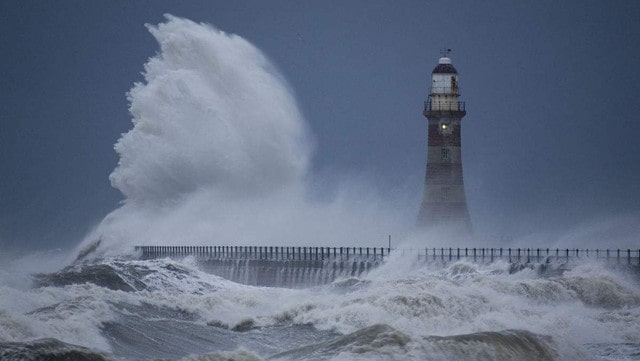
1,0,639,251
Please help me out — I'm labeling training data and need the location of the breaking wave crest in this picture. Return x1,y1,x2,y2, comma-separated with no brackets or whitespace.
0,338,112,361
271,324,558,361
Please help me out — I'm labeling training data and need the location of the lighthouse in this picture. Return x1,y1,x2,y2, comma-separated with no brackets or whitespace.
417,50,471,232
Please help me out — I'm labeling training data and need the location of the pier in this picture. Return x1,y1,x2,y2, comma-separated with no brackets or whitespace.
135,246,640,287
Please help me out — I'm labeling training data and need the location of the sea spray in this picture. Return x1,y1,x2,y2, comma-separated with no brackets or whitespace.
79,15,408,258
82,14,309,256
113,15,310,203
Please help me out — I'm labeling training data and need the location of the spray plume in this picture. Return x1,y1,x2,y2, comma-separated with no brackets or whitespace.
79,15,408,258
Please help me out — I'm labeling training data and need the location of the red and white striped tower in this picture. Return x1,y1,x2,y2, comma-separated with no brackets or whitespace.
417,50,471,232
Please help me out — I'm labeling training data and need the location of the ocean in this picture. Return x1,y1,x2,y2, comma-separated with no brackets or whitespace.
1,254,639,360
3,14,638,361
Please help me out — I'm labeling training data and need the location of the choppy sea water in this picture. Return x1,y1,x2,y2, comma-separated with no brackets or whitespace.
1,255,639,361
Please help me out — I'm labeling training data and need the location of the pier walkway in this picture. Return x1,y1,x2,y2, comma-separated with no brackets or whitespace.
135,246,640,287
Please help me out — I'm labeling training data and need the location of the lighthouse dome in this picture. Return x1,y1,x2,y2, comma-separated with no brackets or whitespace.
432,57,458,74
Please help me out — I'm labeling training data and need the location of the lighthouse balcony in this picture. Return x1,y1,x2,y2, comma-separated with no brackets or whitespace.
424,101,466,118
424,100,465,112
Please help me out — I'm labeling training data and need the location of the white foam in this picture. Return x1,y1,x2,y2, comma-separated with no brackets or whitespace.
1,256,639,359
259,260,640,359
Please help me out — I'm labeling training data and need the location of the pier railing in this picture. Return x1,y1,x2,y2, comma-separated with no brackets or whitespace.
415,247,640,264
134,246,640,287
135,246,640,265
135,245,392,262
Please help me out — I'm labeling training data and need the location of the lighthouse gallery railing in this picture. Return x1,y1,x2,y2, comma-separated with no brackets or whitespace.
424,100,466,112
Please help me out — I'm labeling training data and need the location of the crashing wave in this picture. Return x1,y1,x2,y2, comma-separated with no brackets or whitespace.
0,338,112,361
269,324,558,361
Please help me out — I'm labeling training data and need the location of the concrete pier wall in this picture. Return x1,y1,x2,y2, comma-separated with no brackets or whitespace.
197,258,378,288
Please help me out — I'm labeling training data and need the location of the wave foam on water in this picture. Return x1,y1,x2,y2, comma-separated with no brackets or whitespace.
2,256,639,360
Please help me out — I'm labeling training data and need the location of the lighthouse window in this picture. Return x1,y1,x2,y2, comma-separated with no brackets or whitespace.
441,148,449,160
441,187,449,201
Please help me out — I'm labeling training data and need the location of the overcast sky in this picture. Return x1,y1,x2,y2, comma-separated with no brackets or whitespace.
1,0,639,251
